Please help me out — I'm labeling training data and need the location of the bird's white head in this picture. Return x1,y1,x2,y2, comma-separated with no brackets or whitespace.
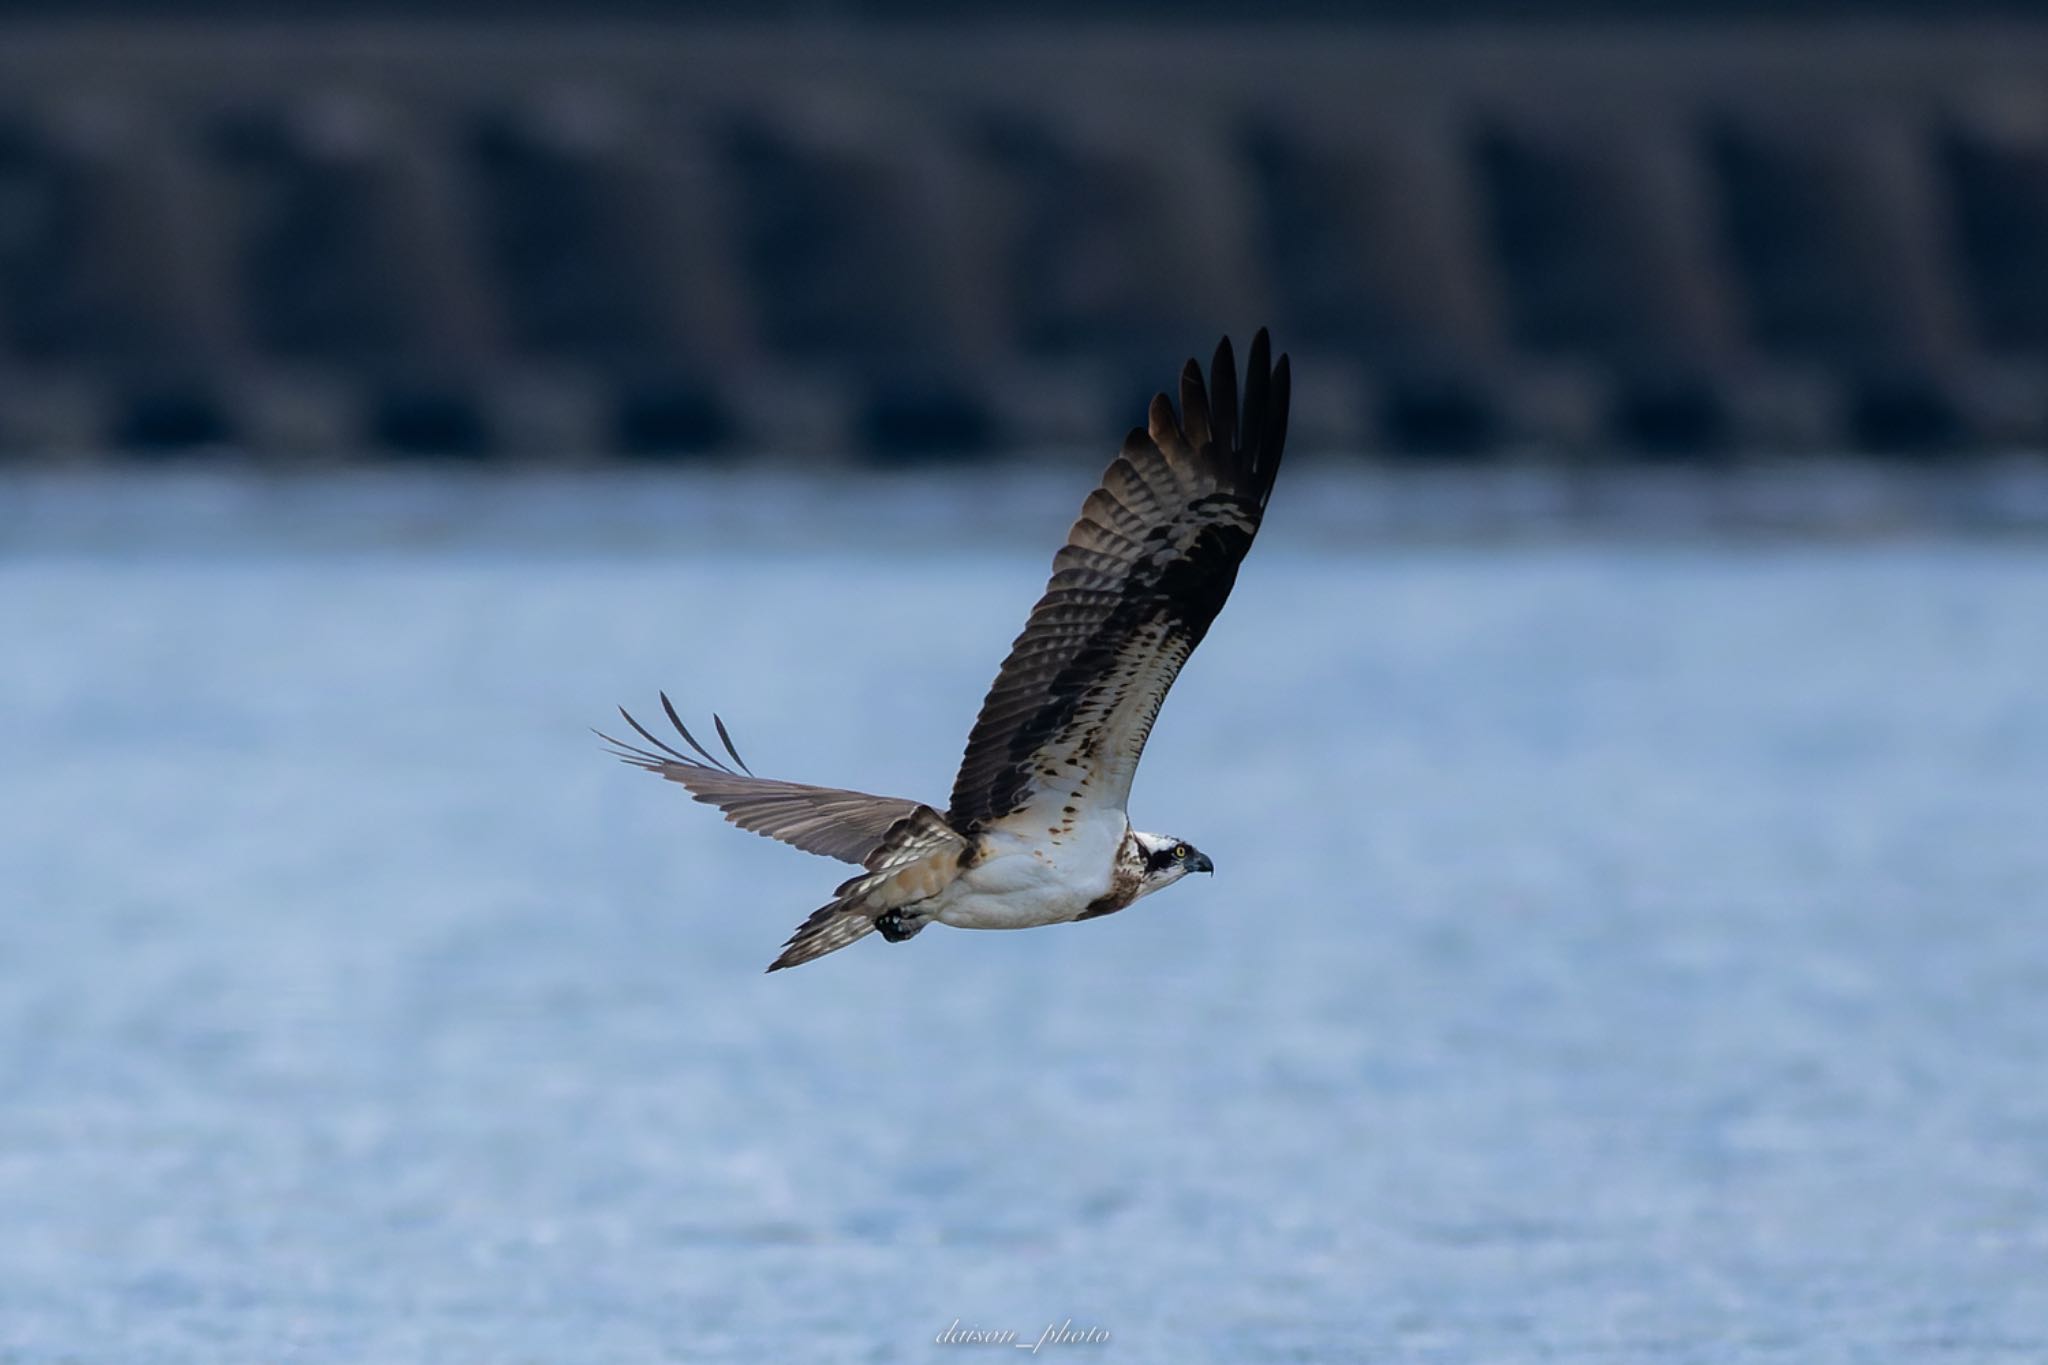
1130,831,1215,899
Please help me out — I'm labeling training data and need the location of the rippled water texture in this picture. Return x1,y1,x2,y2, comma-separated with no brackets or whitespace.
3,470,2045,1362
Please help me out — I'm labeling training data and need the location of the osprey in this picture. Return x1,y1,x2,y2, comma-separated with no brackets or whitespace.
602,331,1290,971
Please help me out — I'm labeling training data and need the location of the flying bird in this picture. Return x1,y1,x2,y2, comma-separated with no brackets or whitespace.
601,331,1290,970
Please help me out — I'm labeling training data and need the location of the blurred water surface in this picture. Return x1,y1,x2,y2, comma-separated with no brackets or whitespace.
2,470,2045,1363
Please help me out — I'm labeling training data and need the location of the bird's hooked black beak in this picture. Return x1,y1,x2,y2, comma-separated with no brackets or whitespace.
1190,851,1214,875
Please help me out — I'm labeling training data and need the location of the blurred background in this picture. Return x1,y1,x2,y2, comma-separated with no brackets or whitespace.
3,2,2048,469
5,7,2048,1365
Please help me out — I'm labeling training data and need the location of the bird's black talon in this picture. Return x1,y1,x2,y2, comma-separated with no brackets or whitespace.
876,910,919,942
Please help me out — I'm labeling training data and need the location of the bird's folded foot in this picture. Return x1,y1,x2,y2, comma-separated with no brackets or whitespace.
875,909,926,943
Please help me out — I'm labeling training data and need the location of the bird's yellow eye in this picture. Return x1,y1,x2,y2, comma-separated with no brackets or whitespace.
1173,844,1190,859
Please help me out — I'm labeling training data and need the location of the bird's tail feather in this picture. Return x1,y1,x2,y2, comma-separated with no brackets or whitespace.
767,901,879,971
765,803,968,972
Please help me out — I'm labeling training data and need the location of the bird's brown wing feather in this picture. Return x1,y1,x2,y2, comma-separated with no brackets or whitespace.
946,330,1290,834
599,694,923,865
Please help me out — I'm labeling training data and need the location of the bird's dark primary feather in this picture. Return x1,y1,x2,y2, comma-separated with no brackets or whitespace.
599,699,921,864
946,330,1290,833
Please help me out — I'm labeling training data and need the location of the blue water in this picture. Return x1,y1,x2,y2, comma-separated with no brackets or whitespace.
3,471,2046,1362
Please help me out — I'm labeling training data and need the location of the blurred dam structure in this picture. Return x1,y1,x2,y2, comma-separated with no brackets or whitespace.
5,19,2048,462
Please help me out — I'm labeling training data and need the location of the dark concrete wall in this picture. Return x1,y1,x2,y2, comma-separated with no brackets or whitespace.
2,22,2047,459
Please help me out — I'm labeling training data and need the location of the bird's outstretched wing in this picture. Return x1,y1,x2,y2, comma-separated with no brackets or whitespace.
599,694,923,865
767,806,971,971
947,330,1290,835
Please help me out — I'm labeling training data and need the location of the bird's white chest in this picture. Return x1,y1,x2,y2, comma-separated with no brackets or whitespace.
931,813,1128,930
